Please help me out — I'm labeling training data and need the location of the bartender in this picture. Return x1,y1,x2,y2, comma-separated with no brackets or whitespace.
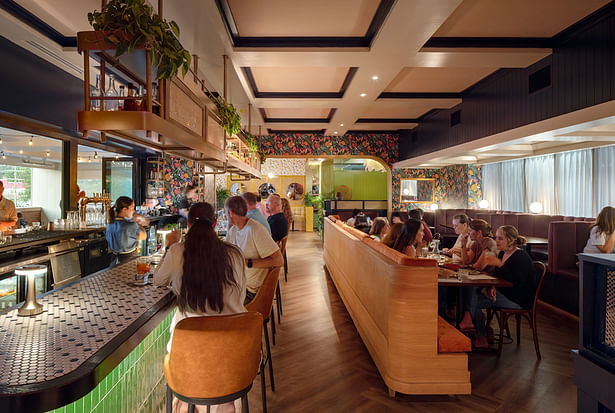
106,196,149,267
178,183,198,225
0,180,17,231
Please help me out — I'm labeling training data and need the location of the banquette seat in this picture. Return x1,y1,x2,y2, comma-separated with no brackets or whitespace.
324,216,471,396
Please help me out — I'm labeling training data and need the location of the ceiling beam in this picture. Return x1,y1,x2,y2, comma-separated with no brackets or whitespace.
423,37,553,49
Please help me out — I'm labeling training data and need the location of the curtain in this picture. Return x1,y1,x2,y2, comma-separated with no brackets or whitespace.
501,159,525,212
594,145,615,217
555,149,593,217
525,154,555,214
481,163,502,210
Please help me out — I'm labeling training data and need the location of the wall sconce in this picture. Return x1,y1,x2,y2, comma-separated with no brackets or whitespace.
28,137,33,146
430,203,439,211
529,202,543,214
15,264,47,316
479,199,489,209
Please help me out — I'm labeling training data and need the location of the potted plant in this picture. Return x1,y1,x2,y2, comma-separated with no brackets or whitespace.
209,94,241,136
216,187,230,210
87,0,191,80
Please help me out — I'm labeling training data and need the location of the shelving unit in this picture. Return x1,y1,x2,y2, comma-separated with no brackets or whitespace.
145,156,164,207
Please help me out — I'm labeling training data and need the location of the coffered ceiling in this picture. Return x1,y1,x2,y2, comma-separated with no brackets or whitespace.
0,0,612,141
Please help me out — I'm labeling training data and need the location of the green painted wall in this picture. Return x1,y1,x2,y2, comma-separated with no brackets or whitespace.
333,170,387,200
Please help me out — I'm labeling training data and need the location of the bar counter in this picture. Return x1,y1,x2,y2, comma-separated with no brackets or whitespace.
0,227,106,254
0,260,176,412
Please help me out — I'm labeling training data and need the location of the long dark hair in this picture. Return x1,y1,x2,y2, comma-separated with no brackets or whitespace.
109,196,133,220
392,219,422,253
179,202,238,313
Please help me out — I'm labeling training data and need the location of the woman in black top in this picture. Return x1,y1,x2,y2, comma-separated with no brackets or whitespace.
470,225,536,348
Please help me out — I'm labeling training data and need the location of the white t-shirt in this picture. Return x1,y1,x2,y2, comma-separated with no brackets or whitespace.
153,240,247,352
226,218,280,293
451,234,472,264
583,226,614,253
0,197,17,222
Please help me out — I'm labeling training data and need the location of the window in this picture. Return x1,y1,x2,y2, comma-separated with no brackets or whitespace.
0,165,32,207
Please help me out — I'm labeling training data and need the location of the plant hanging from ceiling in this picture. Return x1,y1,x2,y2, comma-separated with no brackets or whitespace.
87,0,191,81
210,94,242,136
242,130,267,164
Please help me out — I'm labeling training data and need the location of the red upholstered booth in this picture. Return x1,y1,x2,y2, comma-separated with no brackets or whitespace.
548,221,591,281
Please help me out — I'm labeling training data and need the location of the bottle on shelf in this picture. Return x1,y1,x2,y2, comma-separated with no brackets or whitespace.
125,83,137,111
91,74,101,111
139,85,147,112
105,74,119,111
118,85,125,111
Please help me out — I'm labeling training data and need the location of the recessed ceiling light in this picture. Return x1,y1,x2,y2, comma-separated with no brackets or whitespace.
371,75,379,80
360,93,367,97
340,123,344,126
19,149,23,154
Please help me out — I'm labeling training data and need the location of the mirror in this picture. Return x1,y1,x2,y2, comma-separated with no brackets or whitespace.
400,178,435,203
258,183,276,199
286,183,304,200
230,182,246,196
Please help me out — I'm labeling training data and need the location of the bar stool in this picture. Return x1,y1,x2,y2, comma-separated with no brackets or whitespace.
275,236,288,325
246,267,280,413
164,312,263,413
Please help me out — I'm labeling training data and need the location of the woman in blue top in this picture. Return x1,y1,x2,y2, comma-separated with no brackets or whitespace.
106,196,149,267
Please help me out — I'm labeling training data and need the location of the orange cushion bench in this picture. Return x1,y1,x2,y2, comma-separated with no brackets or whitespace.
437,316,472,353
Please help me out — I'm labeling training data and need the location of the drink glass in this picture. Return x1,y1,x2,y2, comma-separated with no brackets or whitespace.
136,257,151,276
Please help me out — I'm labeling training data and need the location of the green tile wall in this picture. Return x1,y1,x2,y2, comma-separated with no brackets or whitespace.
48,310,174,413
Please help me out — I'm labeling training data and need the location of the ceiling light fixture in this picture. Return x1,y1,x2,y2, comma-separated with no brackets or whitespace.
46,150,50,157
19,149,23,154
94,151,99,159
115,155,119,160
334,131,338,134
267,172,275,179
340,123,344,126
0,137,3,144
28,137,33,146
371,75,379,80
1,152,5,160
360,93,367,97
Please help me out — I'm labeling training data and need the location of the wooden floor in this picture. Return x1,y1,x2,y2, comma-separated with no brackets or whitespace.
246,232,579,412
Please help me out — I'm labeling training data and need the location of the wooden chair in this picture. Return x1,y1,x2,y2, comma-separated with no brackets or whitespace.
245,267,280,413
495,261,547,359
164,312,263,413
275,236,288,325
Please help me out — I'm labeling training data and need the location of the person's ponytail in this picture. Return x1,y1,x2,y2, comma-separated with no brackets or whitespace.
110,196,133,221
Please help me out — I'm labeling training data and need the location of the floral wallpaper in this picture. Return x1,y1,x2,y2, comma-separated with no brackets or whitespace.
260,133,399,166
392,164,482,210
145,155,215,213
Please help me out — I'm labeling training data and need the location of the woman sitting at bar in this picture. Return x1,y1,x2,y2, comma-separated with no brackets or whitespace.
461,219,496,269
392,219,424,258
442,214,471,264
154,202,246,413
466,225,536,348
583,206,615,253
106,196,149,268
369,217,390,240
382,222,403,248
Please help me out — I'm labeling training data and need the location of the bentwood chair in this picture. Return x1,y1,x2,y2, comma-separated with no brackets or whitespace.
164,312,263,413
245,267,281,413
495,261,547,359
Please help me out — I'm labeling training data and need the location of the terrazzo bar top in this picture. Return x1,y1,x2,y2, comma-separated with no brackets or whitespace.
0,260,175,412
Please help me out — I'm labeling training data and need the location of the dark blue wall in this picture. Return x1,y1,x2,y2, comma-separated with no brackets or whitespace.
400,3,615,160
0,35,83,132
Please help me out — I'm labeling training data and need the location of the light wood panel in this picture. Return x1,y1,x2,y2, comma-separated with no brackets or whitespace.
242,231,578,412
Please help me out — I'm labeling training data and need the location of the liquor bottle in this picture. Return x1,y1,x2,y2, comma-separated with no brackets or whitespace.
139,85,147,111
105,74,119,111
118,86,125,111
124,83,137,111
91,75,101,111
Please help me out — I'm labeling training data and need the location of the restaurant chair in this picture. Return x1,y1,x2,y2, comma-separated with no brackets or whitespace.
164,312,263,413
495,261,547,360
275,236,288,325
245,267,281,413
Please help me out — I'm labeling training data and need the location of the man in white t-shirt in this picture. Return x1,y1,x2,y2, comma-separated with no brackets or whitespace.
225,196,283,304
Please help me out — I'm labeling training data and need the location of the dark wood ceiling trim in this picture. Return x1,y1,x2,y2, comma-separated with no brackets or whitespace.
244,67,357,99
260,108,337,123
267,129,326,134
423,37,553,49
216,0,394,48
378,92,462,99
356,118,420,123
0,0,77,47
348,129,406,134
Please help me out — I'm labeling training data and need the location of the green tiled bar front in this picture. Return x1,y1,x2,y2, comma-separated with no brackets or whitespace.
48,310,175,413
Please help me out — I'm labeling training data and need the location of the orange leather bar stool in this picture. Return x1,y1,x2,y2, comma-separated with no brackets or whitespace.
246,267,280,413
164,312,263,413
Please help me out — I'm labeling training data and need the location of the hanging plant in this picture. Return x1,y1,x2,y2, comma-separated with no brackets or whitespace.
242,130,267,164
210,94,241,136
87,0,191,81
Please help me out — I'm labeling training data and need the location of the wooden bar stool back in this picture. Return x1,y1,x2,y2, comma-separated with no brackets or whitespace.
245,267,281,413
274,236,288,325
164,312,263,413
496,261,547,359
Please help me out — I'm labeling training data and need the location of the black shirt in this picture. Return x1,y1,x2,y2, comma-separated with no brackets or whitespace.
267,212,288,242
178,195,191,211
495,249,536,309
